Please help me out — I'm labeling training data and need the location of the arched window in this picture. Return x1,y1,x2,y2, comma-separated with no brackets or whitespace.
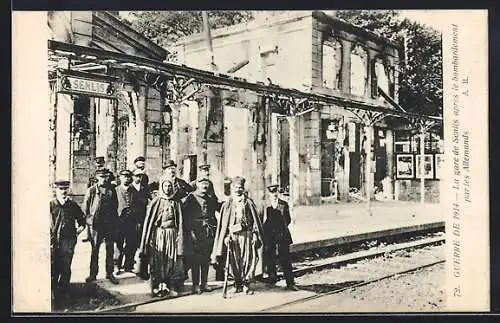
322,39,342,90
350,45,368,96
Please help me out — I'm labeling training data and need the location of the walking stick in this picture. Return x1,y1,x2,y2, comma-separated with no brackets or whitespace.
222,236,231,299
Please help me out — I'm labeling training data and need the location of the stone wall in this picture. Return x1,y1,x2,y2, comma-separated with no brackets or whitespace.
395,179,440,203
175,14,313,89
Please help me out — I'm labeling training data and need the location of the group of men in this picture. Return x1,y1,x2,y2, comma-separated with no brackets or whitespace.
50,155,298,307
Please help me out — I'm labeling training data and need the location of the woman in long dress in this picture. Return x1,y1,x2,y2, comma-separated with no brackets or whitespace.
137,178,185,297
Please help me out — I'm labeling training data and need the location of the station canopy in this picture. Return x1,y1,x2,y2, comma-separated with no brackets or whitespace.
48,39,442,124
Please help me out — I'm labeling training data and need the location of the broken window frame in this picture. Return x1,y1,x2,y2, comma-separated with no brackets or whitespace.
321,39,342,90
350,44,369,97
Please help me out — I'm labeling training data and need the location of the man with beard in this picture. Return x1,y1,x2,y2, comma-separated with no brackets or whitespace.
183,177,218,294
161,159,194,290
211,177,264,295
88,156,116,187
115,170,134,274
262,184,299,291
137,178,185,297
50,180,86,308
83,169,119,284
83,156,116,243
162,159,195,201
132,156,150,199
130,169,149,265
189,164,219,203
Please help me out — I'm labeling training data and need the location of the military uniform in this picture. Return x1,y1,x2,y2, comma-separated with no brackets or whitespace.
183,178,218,293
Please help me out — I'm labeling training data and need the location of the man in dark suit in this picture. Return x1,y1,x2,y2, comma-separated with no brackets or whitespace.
83,156,116,243
50,179,86,307
115,170,134,274
87,156,116,188
262,184,299,291
132,156,150,199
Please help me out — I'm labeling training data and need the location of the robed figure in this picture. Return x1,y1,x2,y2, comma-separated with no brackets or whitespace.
211,176,264,295
137,178,185,297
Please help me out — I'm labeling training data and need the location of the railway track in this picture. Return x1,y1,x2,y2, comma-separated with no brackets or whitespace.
98,231,445,313
261,258,445,312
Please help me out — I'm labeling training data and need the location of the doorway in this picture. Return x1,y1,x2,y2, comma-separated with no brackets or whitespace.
278,117,290,192
224,106,249,179
320,119,336,196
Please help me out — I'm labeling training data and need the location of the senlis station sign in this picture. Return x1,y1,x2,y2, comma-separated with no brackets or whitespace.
58,72,117,98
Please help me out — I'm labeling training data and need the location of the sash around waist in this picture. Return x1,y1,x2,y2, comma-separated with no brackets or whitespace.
157,219,176,229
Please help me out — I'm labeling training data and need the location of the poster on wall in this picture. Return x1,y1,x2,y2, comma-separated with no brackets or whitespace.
434,154,444,179
415,154,434,179
396,154,414,179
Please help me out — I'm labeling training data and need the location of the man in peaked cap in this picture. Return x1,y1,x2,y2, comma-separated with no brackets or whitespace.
83,157,116,243
50,180,86,308
83,168,120,285
162,159,195,202
132,156,150,199
130,168,149,264
88,156,116,188
183,177,219,294
261,184,299,291
115,170,134,274
189,164,220,206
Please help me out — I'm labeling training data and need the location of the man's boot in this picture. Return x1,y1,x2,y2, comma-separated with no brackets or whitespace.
106,274,119,285
243,282,254,295
85,275,96,283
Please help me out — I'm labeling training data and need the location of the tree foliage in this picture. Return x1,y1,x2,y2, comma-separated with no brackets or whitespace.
123,11,254,60
124,10,442,116
335,10,443,116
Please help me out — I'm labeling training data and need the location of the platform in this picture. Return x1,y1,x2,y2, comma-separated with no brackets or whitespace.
66,200,444,311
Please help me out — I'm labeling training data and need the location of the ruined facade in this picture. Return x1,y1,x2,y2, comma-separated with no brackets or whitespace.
48,11,442,207
175,11,443,205
48,11,170,199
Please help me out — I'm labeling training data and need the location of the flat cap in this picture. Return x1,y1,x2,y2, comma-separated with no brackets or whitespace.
198,164,210,171
134,156,146,163
119,170,132,177
53,180,70,187
162,159,177,169
266,184,279,193
95,156,105,163
231,176,245,186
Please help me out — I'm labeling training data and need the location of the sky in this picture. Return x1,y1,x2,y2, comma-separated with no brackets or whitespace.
398,10,449,32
